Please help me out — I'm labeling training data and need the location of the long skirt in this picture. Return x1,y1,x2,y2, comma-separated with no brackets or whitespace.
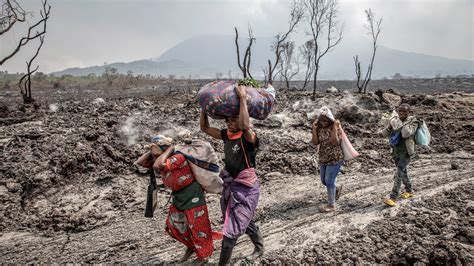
165,204,213,259
220,172,260,239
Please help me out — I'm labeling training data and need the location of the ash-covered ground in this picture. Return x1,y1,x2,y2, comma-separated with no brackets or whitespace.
1,79,473,264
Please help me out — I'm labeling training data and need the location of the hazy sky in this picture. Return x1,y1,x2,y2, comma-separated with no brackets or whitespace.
1,0,473,73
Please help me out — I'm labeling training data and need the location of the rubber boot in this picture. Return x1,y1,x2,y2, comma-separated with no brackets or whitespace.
245,225,264,261
219,236,236,266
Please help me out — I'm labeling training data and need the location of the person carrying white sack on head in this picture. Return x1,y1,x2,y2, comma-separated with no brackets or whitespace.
310,106,359,213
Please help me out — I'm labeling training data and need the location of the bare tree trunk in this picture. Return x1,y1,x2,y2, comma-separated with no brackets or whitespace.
302,61,312,90
234,27,246,78
304,0,343,100
353,9,381,94
267,60,272,85
300,40,314,90
312,66,319,100
11,0,51,104
234,26,255,79
262,67,268,85
279,41,300,90
19,61,39,103
266,1,303,84
354,55,362,93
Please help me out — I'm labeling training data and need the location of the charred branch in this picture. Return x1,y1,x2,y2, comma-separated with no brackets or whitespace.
0,0,50,66
304,0,344,100
279,41,300,89
354,9,382,94
267,0,303,84
0,0,28,35
234,26,255,79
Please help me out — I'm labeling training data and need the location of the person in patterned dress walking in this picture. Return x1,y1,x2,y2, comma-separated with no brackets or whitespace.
150,135,214,263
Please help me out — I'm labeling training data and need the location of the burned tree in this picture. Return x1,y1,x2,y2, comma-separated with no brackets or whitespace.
354,9,382,94
0,0,27,36
266,0,304,85
262,67,269,85
1,0,51,104
18,35,45,104
234,26,255,79
303,0,343,100
278,41,300,89
299,39,315,90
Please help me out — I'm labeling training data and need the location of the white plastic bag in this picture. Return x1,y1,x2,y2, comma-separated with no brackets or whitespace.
415,121,431,146
340,128,360,161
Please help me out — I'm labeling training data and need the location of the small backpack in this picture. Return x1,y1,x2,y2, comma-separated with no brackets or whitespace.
415,121,431,146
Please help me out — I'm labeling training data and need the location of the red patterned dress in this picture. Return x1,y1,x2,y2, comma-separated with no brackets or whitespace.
160,154,213,259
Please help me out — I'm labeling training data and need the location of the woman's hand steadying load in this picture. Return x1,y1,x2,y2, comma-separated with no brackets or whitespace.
235,85,247,99
150,144,161,160
312,119,319,132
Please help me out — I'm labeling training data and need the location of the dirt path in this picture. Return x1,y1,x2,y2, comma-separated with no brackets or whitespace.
1,152,472,264
1,87,472,264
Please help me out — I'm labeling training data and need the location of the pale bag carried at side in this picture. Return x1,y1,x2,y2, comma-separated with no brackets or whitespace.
340,128,360,161
175,140,223,194
415,120,431,146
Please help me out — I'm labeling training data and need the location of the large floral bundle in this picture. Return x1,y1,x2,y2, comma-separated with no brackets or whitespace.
197,80,276,120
